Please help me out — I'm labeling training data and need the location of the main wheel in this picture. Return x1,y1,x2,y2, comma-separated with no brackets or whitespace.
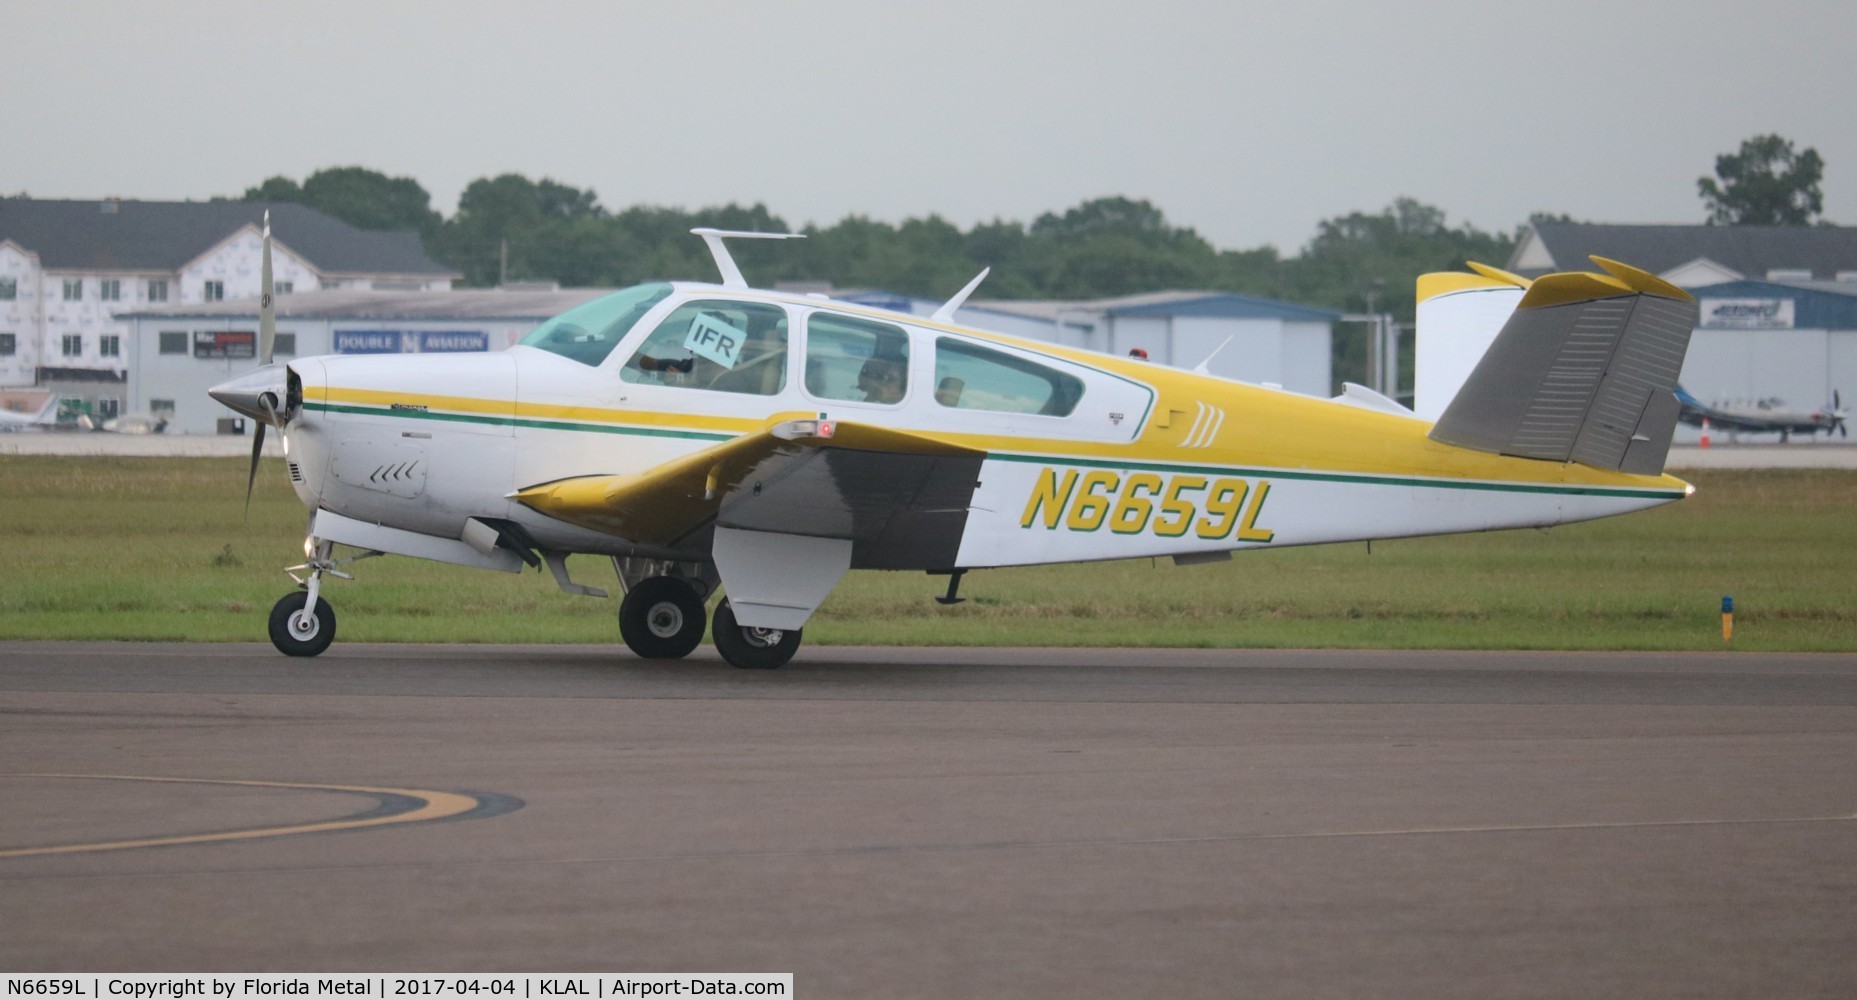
619,576,707,659
268,591,336,657
712,599,801,670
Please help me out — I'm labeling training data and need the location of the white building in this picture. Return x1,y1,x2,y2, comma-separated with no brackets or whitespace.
124,287,601,434
0,199,458,420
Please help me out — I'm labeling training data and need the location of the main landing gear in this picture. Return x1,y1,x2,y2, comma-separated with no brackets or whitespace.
614,571,801,669
618,576,708,659
711,598,801,670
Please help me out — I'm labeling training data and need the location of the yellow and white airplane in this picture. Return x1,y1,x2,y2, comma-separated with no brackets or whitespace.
210,225,1698,668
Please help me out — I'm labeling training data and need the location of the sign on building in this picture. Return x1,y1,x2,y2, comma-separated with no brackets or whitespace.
335,330,489,354
193,331,255,359
1699,298,1795,329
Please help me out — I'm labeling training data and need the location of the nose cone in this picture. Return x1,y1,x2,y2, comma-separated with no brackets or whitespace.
208,363,288,423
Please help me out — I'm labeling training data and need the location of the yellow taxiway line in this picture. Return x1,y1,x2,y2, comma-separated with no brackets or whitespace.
0,774,484,859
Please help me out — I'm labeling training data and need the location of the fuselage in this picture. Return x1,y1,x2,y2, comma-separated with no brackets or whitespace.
271,281,1691,571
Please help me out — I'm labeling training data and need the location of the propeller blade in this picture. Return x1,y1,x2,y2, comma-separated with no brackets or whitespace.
243,393,281,514
244,420,266,515
258,210,276,367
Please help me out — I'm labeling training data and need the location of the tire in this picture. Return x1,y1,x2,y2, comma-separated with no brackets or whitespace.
268,591,336,657
619,577,707,659
712,599,801,670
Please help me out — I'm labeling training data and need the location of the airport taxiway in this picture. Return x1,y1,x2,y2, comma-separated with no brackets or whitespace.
2,642,1854,998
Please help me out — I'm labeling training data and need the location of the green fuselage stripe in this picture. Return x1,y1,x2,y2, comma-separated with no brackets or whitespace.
309,401,1684,500
307,401,736,443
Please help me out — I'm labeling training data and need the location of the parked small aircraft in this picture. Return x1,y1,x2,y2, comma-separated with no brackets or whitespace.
0,394,63,431
211,223,1700,667
1675,386,1846,441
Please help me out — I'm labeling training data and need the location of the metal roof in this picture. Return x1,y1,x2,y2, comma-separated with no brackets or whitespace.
974,290,1338,323
120,287,610,322
1514,222,1857,281
0,199,458,277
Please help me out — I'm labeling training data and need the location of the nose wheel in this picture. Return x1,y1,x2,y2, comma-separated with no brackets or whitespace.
268,591,336,657
618,576,708,659
712,598,802,670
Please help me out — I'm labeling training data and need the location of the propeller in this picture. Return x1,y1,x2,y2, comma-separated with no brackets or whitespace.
244,211,280,512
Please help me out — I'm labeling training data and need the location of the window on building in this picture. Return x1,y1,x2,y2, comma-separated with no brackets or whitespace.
619,300,790,396
933,338,1085,416
63,279,83,301
99,335,121,357
147,279,169,302
62,334,83,357
0,278,15,300
275,333,297,356
158,331,187,355
100,280,121,302
275,281,294,295
150,399,176,417
204,280,224,302
805,312,910,405
0,333,14,356
96,398,120,420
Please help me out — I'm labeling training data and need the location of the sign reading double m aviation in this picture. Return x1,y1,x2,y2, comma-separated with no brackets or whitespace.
334,330,491,355
1698,298,1795,329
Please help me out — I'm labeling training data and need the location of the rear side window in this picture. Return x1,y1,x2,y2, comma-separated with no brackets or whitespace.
933,338,1084,416
621,300,790,396
805,313,910,405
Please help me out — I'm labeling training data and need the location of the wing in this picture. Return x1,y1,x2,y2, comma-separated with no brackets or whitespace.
513,417,987,570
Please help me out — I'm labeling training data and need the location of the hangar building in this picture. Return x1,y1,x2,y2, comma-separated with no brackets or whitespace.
124,287,601,434
1508,222,1857,436
131,283,1339,434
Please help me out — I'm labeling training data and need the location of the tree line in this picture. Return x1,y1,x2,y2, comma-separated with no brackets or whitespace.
227,135,1825,384
235,169,1513,320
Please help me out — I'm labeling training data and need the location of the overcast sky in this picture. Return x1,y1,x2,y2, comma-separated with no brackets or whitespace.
8,0,1853,254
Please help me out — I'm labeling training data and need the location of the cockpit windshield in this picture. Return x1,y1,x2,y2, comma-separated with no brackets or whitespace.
517,283,673,366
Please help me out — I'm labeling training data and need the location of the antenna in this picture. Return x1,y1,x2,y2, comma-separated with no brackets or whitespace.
931,268,990,324
1191,335,1234,375
691,228,804,289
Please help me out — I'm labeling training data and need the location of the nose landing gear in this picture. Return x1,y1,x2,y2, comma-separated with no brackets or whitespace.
268,591,336,657
268,537,376,657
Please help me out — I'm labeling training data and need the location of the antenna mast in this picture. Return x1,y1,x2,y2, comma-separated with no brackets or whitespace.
691,228,804,289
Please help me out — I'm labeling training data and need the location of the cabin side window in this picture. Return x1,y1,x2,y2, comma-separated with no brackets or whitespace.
621,300,790,396
932,338,1084,416
804,313,910,405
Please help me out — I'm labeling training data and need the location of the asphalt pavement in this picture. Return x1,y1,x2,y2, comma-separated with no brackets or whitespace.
2,642,1855,998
